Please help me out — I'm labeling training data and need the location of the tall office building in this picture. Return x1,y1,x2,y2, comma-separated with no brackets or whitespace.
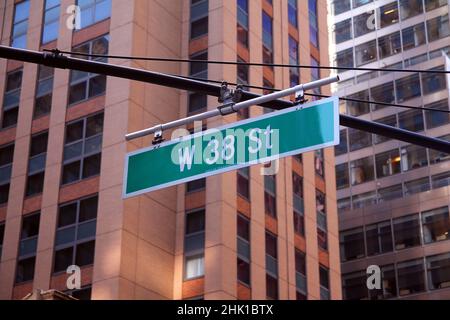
0,0,341,300
329,0,450,299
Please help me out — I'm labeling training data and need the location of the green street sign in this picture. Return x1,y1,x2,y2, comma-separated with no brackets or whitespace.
123,96,339,198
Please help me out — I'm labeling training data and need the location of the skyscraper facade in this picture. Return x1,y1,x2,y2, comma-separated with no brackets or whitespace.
0,0,340,300
329,0,450,300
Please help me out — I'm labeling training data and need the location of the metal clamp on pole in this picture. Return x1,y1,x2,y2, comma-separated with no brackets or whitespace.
217,82,243,115
152,124,164,145
294,87,307,105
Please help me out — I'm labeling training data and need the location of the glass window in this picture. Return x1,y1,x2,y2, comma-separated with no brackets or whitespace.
370,82,395,110
430,135,450,165
186,178,205,193
373,115,396,144
348,128,372,151
400,0,423,20
398,109,424,132
355,40,377,66
237,213,250,285
335,130,348,156
336,163,349,189
354,11,375,37
237,258,250,285
404,177,430,196
34,66,54,118
319,265,330,300
237,167,250,199
262,11,273,63
188,93,207,114
264,173,277,218
378,2,399,28
189,51,208,79
308,0,319,48
11,0,30,48
393,214,421,250
288,37,299,87
375,149,401,178
237,0,249,47
425,100,450,129
366,221,393,256
432,171,450,189
397,259,425,296
342,271,368,300
62,113,103,185
347,90,370,116
78,0,111,29
334,48,354,69
421,66,446,96
2,69,23,129
425,0,447,11
350,156,374,185
0,143,14,205
266,274,278,299
69,36,109,105
352,191,377,209
353,0,373,8
378,31,401,59
370,264,397,299
427,253,450,290
378,184,403,202
26,132,48,197
334,19,352,44
332,0,351,15
288,0,298,27
16,212,40,283
401,144,428,171
54,196,97,273
340,228,365,261
295,250,307,295
338,197,351,212
185,255,204,279
42,0,60,44
427,14,450,42
395,74,421,102
422,207,450,244
402,23,426,51
315,149,324,177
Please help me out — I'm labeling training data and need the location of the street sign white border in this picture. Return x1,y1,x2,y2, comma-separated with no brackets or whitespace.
122,96,339,199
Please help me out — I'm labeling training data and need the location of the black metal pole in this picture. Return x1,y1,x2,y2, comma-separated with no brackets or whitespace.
0,45,449,154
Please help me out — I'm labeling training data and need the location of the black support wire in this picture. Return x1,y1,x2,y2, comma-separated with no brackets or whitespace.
43,48,450,75
182,75,450,114
0,45,449,153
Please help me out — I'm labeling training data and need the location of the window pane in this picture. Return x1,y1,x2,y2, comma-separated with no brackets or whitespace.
422,207,450,244
394,214,421,249
185,255,204,279
75,240,95,266
340,228,365,261
82,153,101,178
397,259,425,295
334,19,352,44
398,109,424,132
421,67,446,95
352,191,377,209
21,214,40,239
349,128,372,151
425,100,450,129
186,178,205,193
400,0,423,20
343,272,368,300
55,226,76,246
336,163,349,189
375,149,401,178
378,184,403,202
334,48,354,69
366,221,393,256
266,274,278,299
237,215,250,241
373,115,396,144
347,90,370,116
190,17,208,39
350,156,374,185
186,210,205,234
335,129,348,156
79,196,98,222
378,31,401,59
378,2,399,28
332,0,351,15
395,74,421,102
354,11,375,37
427,253,450,290
401,145,428,171
65,121,84,144
265,232,277,258
404,177,430,196
26,172,45,196
54,247,73,273
237,258,250,285
62,161,81,184
402,23,426,51
427,15,450,42
16,257,35,283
